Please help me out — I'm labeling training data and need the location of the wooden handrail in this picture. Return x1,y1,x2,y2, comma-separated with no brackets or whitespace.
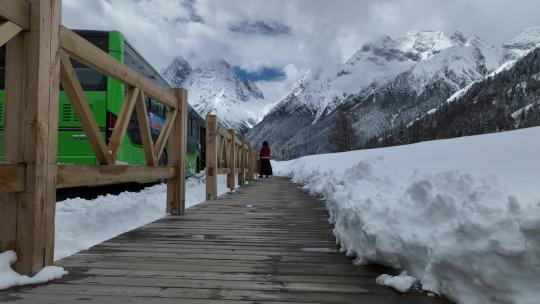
205,114,257,199
60,26,177,109
57,165,176,189
0,1,189,276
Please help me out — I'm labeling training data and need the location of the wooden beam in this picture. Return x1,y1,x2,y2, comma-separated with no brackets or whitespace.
0,164,25,192
227,129,236,190
0,21,22,47
217,127,231,140
59,26,177,109
218,168,229,175
153,109,177,163
238,138,246,186
134,91,156,166
205,114,218,200
108,87,139,159
0,33,24,255
60,51,113,165
218,135,226,167
0,0,30,29
167,88,188,215
57,165,176,189
5,0,61,276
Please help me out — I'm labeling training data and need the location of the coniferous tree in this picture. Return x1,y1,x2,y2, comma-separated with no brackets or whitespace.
329,111,358,152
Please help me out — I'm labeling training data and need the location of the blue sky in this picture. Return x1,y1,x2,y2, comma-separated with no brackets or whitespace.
233,66,285,82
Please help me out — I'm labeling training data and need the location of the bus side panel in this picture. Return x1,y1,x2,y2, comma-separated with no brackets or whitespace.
58,91,107,164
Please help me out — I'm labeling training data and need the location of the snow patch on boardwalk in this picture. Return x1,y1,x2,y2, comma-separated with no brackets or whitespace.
0,251,67,290
273,127,540,304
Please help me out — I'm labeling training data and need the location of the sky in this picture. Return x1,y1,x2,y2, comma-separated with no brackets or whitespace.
62,0,540,103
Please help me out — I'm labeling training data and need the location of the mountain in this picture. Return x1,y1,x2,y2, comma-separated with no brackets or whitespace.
247,28,540,159
391,46,540,148
163,56,269,133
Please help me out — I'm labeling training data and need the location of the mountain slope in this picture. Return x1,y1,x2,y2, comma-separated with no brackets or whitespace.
163,57,269,133
248,30,507,159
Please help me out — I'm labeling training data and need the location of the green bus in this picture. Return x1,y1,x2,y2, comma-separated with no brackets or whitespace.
0,30,205,176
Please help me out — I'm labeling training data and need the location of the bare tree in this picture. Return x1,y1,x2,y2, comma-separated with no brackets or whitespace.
329,110,357,152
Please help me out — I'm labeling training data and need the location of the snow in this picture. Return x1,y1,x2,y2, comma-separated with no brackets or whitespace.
273,126,540,304
164,57,272,131
54,172,230,261
0,251,67,290
376,271,417,293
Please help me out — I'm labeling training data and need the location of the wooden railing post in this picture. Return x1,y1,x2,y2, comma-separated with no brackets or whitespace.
167,88,188,215
227,129,236,190
247,146,253,182
205,115,218,200
238,138,246,186
0,0,61,276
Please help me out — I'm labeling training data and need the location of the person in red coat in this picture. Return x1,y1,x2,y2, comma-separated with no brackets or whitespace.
259,141,273,178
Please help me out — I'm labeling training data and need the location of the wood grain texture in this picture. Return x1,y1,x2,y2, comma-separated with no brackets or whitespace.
57,165,176,189
0,164,25,192
0,21,22,47
0,177,452,304
166,88,187,215
0,0,30,29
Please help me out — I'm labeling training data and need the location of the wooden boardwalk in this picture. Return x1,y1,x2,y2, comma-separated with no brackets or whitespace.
1,177,451,304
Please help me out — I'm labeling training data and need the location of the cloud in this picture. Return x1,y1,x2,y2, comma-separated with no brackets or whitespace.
229,20,291,36
62,0,540,103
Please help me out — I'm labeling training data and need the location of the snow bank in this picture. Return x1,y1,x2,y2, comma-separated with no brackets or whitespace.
0,251,67,290
273,127,540,304
55,172,230,260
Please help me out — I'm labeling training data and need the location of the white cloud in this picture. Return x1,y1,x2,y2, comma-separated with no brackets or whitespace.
62,0,540,103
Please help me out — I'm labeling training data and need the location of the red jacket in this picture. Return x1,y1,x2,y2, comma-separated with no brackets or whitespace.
260,146,271,159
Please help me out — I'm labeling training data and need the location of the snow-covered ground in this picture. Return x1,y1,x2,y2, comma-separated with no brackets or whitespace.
55,172,230,261
1,172,231,290
273,127,540,304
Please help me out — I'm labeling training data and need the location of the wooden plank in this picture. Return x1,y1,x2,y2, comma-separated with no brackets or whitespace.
0,164,25,192
107,87,139,159
0,21,21,47
0,0,30,29
153,109,177,163
205,114,218,200
134,90,156,166
227,129,236,190
57,165,176,188
167,88,188,215
59,51,113,165
59,26,177,109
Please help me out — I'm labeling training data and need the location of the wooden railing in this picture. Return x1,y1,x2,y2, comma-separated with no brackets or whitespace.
205,114,258,200
0,1,188,275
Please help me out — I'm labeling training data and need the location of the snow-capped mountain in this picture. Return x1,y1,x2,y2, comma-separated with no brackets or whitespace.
163,56,270,133
247,28,540,159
